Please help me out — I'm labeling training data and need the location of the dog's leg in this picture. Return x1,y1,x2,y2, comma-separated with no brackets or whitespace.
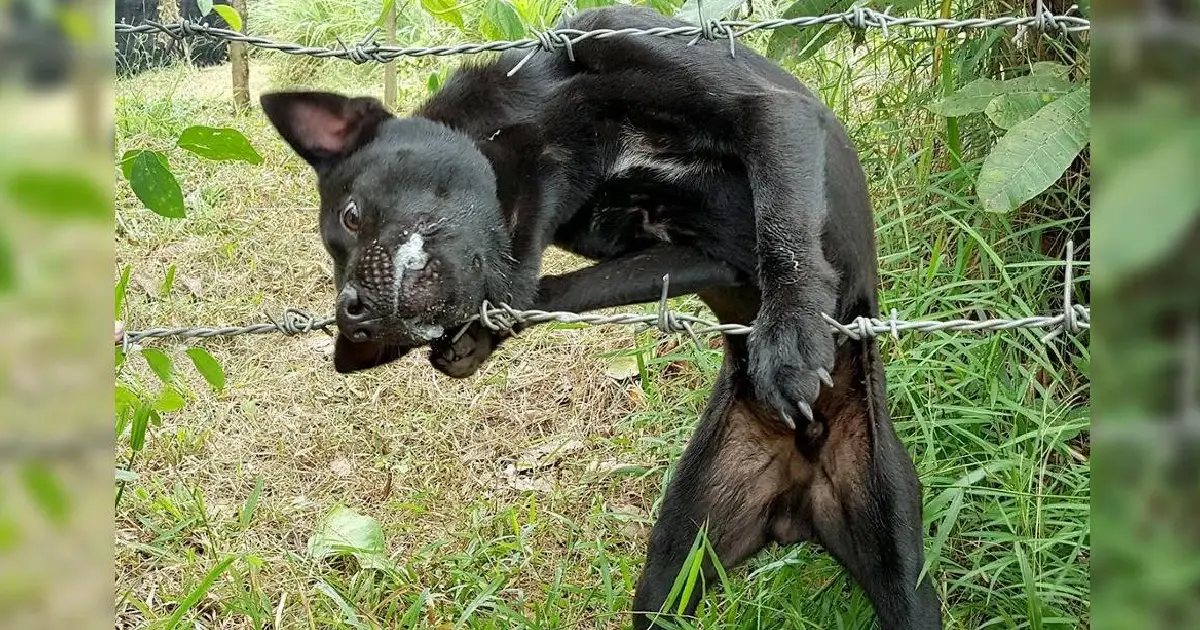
429,244,742,377
633,337,941,629
632,342,798,628
778,338,942,629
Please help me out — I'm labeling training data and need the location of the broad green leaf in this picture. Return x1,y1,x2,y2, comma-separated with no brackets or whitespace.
427,72,441,93
127,150,185,219
308,506,393,570
5,168,109,220
153,386,187,413
0,227,13,294
186,345,225,391
212,4,242,31
421,0,466,31
114,385,141,415
985,92,1057,130
141,347,174,384
176,126,263,164
577,0,615,7
1031,61,1070,78
114,264,132,318
1093,124,1200,288
481,0,524,41
766,0,846,62
186,347,227,392
926,78,1004,116
675,0,744,25
196,0,213,16
160,264,176,298
928,74,1075,118
976,86,1091,213
21,463,70,526
119,149,168,181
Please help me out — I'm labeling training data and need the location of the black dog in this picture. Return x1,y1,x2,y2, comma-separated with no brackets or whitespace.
262,6,942,628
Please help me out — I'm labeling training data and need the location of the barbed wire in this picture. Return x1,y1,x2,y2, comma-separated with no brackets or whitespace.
117,243,1089,350
114,6,1091,66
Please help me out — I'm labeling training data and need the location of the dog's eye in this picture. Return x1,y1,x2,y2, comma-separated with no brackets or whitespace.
341,200,361,232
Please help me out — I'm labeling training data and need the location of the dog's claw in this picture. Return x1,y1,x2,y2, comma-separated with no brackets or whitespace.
797,401,813,423
780,413,796,430
817,368,833,388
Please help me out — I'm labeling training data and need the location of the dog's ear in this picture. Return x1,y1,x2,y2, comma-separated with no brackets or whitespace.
332,334,411,374
260,91,392,172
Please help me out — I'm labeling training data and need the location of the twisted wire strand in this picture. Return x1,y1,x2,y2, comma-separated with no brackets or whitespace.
114,8,1091,65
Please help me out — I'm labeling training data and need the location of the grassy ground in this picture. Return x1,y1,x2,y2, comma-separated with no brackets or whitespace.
113,13,1091,630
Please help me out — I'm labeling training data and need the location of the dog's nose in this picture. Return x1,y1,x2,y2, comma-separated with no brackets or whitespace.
336,284,377,342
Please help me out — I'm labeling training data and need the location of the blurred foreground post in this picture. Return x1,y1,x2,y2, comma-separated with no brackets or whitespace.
230,0,249,110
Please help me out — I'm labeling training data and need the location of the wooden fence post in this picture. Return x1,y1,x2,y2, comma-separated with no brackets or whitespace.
383,2,397,109
230,0,250,111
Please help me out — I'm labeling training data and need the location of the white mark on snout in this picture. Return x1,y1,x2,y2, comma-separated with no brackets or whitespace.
406,320,445,342
392,232,430,311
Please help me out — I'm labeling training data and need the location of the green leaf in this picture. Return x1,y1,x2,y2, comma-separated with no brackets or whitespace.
162,555,237,630
481,0,524,41
119,149,167,181
976,86,1090,214
186,347,226,392
212,4,242,31
374,0,396,27
126,150,185,219
176,126,263,164
421,0,466,31
5,168,109,220
576,0,615,7
675,0,745,25
985,93,1056,130
928,74,1075,118
160,264,176,298
196,0,213,16
153,386,187,413
240,476,264,528
307,506,393,570
765,0,846,62
115,264,132,319
21,463,70,527
0,227,13,294
129,403,154,451
115,384,141,415
926,78,1004,116
1093,124,1200,288
427,72,441,93
141,347,174,384
1031,61,1070,78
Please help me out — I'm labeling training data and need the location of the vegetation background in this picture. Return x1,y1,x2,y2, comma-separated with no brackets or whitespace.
109,0,1092,628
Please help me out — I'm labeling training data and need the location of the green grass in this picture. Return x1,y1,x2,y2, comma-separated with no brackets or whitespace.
113,1,1090,628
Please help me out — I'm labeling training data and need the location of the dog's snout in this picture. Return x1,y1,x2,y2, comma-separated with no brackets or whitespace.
337,283,377,342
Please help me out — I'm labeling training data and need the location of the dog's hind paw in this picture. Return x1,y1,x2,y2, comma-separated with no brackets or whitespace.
746,313,837,437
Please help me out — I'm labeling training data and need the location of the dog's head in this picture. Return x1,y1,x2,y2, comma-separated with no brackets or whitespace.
260,91,515,372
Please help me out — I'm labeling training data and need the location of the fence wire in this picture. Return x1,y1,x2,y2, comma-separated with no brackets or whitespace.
118,242,1089,350
114,6,1090,65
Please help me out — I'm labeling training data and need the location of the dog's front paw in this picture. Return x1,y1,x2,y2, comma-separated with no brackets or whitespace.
747,313,836,437
429,324,501,378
